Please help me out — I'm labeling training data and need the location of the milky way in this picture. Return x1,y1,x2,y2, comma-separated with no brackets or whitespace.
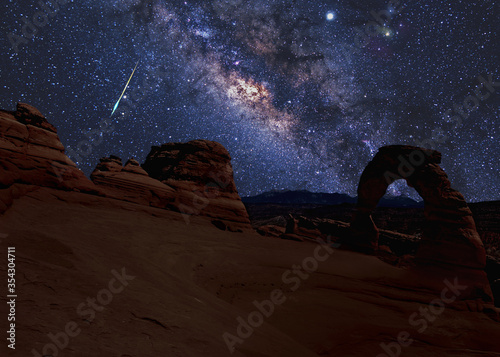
1,0,499,201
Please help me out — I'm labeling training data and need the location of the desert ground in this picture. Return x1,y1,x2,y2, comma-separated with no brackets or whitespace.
1,187,500,357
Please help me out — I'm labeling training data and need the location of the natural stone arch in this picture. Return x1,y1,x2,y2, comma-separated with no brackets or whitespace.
349,146,490,293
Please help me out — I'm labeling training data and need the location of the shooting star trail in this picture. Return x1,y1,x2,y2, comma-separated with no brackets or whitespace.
111,59,140,116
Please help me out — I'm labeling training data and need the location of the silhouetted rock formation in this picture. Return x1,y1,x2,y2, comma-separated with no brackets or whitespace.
14,102,58,133
0,103,251,231
90,155,176,209
349,145,492,302
0,103,97,212
141,140,251,230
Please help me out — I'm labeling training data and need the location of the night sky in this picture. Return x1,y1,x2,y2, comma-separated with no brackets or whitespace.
1,0,499,201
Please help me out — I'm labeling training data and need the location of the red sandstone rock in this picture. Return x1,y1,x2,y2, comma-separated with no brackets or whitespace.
350,145,492,302
90,155,177,209
0,104,97,213
142,140,251,230
2,106,500,356
123,158,148,175
256,224,286,238
0,104,252,232
14,102,58,133
285,215,348,243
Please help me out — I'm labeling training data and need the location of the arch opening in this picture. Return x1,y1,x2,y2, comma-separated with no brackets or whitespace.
348,145,492,302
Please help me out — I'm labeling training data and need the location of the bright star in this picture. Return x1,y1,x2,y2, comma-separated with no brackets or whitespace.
381,27,394,37
326,12,335,21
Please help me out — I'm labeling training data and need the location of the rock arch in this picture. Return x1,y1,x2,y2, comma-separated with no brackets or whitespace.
349,145,492,301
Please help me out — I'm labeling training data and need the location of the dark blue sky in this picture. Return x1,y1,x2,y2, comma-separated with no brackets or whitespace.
1,0,499,201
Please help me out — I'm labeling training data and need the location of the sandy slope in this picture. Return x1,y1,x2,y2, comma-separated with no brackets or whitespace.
1,188,499,357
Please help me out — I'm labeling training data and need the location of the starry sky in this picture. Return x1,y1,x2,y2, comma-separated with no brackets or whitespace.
1,0,499,201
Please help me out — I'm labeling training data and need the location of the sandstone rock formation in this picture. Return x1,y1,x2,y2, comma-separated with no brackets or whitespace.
255,224,286,238
141,140,251,231
285,215,348,243
0,103,251,231
349,145,493,301
2,105,500,356
0,103,97,213
284,214,420,255
90,155,176,209
14,102,58,133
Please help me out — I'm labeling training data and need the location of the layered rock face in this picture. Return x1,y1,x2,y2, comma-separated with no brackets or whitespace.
141,141,251,230
90,156,176,209
0,103,251,231
0,103,97,212
350,145,492,301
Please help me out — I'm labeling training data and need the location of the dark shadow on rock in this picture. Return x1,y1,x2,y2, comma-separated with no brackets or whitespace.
348,145,493,303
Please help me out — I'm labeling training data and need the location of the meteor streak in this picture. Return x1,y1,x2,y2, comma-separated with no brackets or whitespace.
111,59,140,116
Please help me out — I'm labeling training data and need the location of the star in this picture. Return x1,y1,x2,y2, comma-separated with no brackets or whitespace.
0,0,497,201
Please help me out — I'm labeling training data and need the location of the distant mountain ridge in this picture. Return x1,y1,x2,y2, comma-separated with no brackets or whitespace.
242,189,424,208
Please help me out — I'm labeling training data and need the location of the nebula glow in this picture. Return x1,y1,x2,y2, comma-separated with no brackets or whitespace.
1,0,498,201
